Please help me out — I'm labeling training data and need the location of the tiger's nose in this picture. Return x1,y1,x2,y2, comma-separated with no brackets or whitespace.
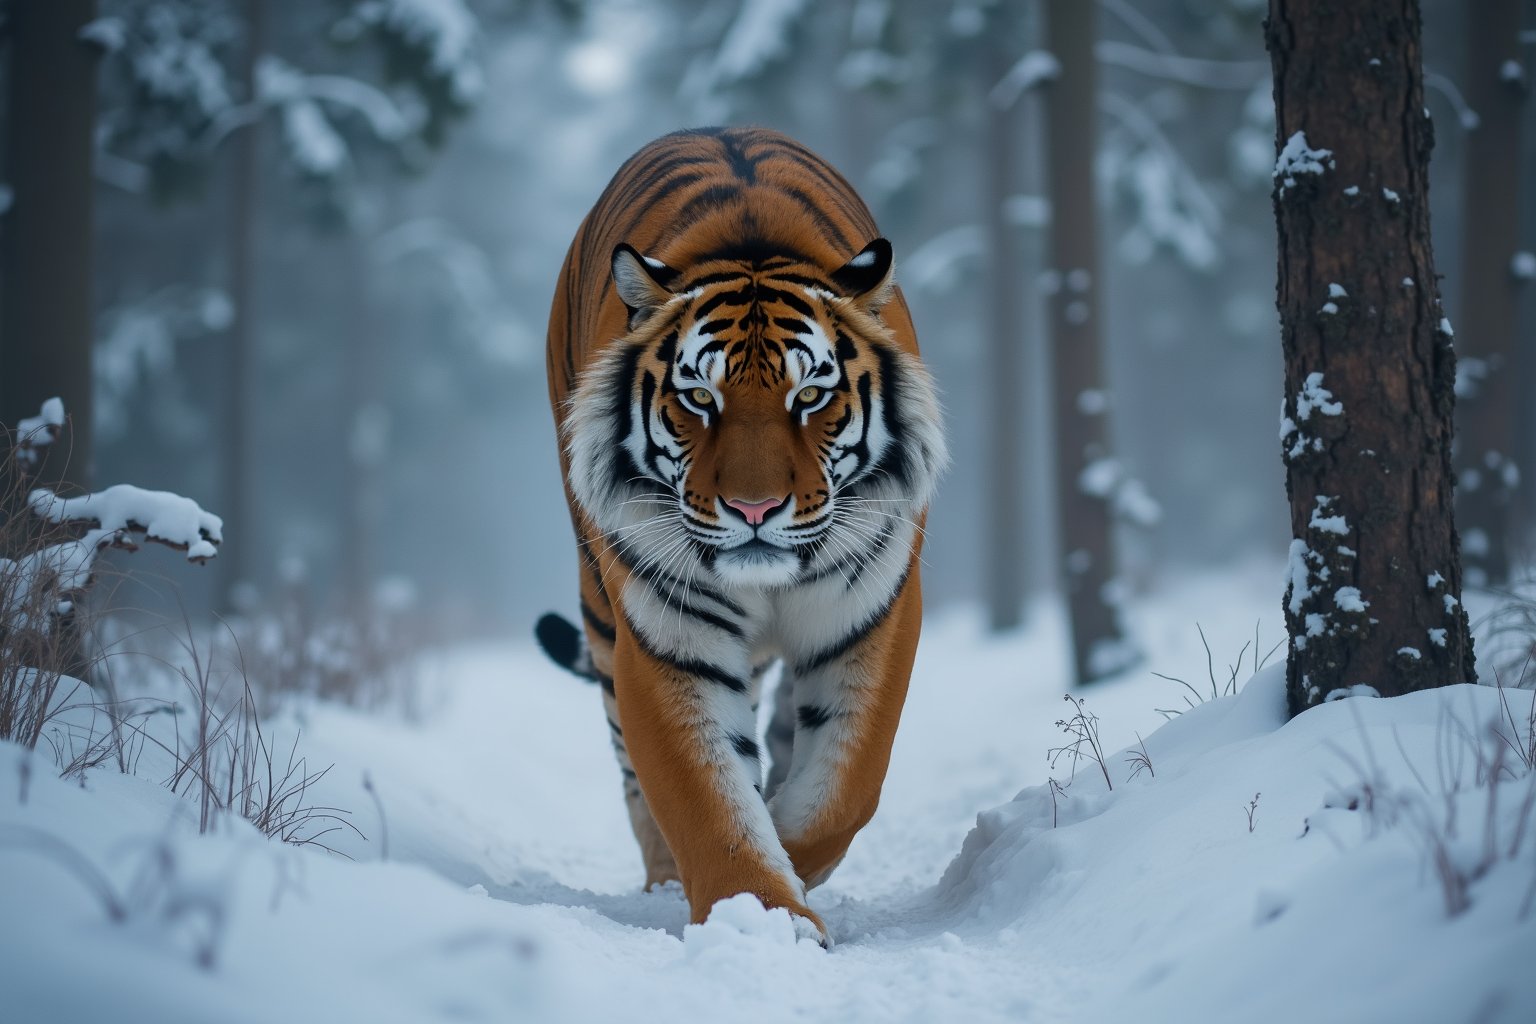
724,496,785,526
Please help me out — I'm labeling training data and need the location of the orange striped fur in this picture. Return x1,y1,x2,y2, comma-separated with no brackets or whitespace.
542,127,947,944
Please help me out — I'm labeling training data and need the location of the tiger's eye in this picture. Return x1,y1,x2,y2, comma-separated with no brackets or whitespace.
691,387,714,406
797,385,821,405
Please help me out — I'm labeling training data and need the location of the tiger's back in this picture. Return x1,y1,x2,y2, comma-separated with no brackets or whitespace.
542,127,946,945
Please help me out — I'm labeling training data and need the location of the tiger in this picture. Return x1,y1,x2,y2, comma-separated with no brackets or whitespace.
537,126,947,946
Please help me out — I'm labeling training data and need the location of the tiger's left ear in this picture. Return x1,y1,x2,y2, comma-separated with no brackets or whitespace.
831,238,895,310
612,243,681,321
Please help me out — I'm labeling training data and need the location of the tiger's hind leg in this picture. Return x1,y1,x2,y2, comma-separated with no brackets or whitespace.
537,591,680,887
581,590,684,889
600,683,681,888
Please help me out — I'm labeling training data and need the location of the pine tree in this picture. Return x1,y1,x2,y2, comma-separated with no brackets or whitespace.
1266,0,1476,713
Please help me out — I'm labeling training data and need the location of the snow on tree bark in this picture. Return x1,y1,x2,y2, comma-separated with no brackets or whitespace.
1451,0,1526,588
1043,0,1134,684
1266,0,1475,714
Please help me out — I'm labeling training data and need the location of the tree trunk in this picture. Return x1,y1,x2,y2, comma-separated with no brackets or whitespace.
0,0,99,490
1043,0,1132,683
984,36,1026,633
1451,0,1525,588
1267,0,1476,715
221,0,267,608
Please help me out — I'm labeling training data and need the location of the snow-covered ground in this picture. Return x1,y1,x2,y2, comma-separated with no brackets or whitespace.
3,560,1534,1023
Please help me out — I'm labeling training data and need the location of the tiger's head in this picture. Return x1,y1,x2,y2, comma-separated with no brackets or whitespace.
565,238,946,589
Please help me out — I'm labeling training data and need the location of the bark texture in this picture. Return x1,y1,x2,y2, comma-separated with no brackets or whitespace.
1044,0,1131,683
0,0,99,489
1452,0,1525,587
1267,0,1475,714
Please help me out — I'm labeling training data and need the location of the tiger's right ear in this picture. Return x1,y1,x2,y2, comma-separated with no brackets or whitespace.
612,244,680,320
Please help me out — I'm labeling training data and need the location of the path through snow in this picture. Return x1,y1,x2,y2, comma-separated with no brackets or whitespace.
2,563,1533,1022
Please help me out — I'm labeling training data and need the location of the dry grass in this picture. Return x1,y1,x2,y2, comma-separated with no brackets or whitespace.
1323,691,1536,919
1152,621,1283,718
230,579,426,716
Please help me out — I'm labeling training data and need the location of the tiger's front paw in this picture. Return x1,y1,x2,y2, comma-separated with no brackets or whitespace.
686,892,831,950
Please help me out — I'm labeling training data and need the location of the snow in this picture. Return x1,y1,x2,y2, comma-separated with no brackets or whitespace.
1295,372,1343,420
1500,60,1525,84
1079,457,1121,498
1439,317,1455,338
1334,586,1367,612
355,0,483,104
1077,458,1162,527
1002,194,1050,228
1309,496,1349,536
1328,283,1347,298
989,50,1061,109
1323,683,1379,701
1319,301,1338,315
1427,572,1446,589
1273,131,1334,193
1286,539,1314,615
78,16,127,53
1383,187,1402,203
3,567,1533,1023
16,397,65,454
1076,389,1109,416
28,484,223,561
1427,628,1448,648
1397,647,1422,661
1511,252,1536,281
1343,185,1360,196
686,0,808,104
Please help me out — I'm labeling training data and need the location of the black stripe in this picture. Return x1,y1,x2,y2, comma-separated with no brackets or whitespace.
764,139,879,239
792,564,911,676
613,541,747,616
676,183,743,226
776,182,851,251
843,523,896,592
595,671,615,696
797,704,833,729
764,271,829,289
759,286,814,317
581,601,617,643
626,616,749,693
645,579,746,638
731,734,761,759
719,132,759,183
864,344,911,487
694,290,749,319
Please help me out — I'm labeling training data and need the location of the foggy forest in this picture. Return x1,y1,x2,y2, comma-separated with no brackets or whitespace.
2,0,1534,1021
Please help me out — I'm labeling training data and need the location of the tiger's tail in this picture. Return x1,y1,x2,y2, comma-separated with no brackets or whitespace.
535,612,600,683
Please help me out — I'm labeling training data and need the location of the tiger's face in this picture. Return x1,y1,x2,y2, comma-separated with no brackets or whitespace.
566,239,946,589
